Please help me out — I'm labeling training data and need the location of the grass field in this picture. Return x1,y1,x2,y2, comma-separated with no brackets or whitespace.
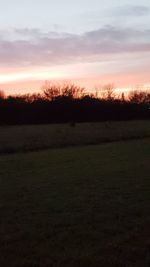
0,138,150,266
0,120,150,153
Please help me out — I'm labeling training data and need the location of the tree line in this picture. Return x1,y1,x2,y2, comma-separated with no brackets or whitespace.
0,83,150,125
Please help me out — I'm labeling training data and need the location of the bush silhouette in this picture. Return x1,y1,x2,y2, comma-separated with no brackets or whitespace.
0,84,149,125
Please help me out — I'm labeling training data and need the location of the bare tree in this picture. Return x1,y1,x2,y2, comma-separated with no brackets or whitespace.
101,84,115,100
42,81,85,100
61,83,85,99
42,81,61,101
0,90,5,99
128,90,150,104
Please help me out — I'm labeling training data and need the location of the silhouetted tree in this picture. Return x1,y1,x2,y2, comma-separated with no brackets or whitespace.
0,85,149,125
42,82,85,101
103,84,116,101
0,90,5,99
61,83,85,99
128,90,150,104
42,82,61,101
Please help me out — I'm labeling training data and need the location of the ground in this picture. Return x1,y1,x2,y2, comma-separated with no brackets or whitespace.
0,138,150,266
0,120,150,153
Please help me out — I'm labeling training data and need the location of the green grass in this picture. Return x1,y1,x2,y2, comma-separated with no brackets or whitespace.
0,120,150,153
0,138,150,266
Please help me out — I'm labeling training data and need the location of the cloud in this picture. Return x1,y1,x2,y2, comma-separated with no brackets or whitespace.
113,5,150,17
0,26,150,68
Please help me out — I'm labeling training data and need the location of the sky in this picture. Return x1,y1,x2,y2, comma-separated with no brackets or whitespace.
0,0,150,94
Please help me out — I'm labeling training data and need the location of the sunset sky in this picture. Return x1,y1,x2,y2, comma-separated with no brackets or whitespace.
0,0,150,94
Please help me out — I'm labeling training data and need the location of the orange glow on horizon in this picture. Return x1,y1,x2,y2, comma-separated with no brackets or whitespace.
0,68,150,96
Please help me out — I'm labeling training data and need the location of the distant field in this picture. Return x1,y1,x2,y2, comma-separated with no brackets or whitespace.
0,120,150,153
0,139,150,266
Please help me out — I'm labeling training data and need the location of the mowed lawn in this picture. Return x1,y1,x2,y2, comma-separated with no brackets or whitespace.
0,139,150,266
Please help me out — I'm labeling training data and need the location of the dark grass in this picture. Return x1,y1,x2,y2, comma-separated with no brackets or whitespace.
0,120,150,153
0,139,150,266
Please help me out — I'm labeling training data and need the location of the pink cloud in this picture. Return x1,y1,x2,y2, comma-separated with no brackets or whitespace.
0,26,150,68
